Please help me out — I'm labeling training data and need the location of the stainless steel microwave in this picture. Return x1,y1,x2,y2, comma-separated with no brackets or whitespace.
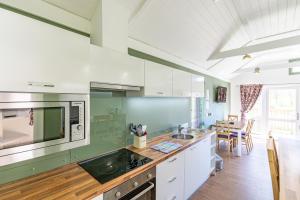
0,92,90,166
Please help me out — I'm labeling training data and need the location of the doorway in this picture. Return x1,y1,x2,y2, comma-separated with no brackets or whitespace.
267,87,299,135
249,86,300,136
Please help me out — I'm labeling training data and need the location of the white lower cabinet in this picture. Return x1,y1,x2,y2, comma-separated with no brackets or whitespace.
184,137,210,199
91,194,103,200
156,138,211,200
156,151,185,200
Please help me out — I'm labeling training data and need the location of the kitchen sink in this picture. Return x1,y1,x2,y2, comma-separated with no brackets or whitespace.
171,134,194,140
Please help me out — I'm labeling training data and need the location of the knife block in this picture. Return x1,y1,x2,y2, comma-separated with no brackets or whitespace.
133,135,147,149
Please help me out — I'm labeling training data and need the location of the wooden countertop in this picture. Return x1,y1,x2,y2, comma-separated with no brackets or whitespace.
0,131,213,200
278,137,300,200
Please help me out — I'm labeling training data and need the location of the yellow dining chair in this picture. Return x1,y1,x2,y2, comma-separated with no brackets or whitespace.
216,120,234,155
231,119,255,154
267,136,279,200
228,114,238,122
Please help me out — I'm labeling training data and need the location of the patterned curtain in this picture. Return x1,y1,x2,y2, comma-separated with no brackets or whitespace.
240,84,263,123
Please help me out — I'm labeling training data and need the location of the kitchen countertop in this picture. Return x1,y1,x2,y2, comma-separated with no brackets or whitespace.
0,130,214,200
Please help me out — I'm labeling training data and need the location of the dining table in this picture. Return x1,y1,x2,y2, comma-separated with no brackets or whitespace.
212,120,245,156
278,137,300,200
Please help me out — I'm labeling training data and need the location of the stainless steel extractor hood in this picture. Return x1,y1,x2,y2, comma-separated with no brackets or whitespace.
90,82,141,91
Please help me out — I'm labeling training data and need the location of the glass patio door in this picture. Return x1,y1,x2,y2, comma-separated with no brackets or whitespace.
267,87,300,135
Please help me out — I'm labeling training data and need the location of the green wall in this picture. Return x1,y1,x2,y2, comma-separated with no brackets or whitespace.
0,49,229,185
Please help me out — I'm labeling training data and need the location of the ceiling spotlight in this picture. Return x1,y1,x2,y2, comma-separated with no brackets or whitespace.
242,54,252,60
254,67,260,73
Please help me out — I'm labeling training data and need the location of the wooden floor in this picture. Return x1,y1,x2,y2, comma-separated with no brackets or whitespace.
191,136,274,200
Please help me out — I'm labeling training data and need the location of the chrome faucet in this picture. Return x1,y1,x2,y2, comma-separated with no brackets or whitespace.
178,125,184,134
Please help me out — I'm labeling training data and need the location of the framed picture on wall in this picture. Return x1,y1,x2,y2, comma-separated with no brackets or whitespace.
216,86,227,103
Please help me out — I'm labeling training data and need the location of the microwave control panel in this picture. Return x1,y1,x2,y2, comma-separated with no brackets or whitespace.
70,102,85,141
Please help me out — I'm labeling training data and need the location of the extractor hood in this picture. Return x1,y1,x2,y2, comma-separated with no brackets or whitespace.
90,82,141,91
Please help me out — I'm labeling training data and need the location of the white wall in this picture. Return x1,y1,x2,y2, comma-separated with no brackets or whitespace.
230,68,300,115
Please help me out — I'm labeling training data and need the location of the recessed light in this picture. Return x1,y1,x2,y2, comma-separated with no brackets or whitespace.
242,54,252,60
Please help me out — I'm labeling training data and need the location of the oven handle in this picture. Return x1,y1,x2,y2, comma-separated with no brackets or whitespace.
129,182,154,200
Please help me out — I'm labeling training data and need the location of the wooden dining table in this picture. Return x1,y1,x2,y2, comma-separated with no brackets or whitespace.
278,137,300,200
212,121,245,156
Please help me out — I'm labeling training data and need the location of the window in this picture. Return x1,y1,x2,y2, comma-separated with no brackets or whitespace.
248,94,262,119
247,93,263,134
268,88,297,135
191,97,204,129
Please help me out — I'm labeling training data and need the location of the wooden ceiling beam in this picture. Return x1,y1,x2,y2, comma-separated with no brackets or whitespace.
208,35,300,60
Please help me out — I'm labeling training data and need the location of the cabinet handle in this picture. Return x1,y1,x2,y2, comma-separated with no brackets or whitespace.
157,92,164,95
130,182,154,200
28,81,55,88
168,157,177,163
168,177,177,183
190,146,197,151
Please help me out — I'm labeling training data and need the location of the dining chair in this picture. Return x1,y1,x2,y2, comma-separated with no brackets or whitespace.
247,119,255,150
228,114,238,122
267,136,279,200
231,119,255,154
216,120,234,155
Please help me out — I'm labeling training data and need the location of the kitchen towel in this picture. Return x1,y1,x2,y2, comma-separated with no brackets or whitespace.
151,141,182,154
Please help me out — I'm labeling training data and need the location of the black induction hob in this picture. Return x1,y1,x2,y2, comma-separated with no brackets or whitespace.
79,148,153,184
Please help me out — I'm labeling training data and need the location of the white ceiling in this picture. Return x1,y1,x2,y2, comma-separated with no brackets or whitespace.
41,0,300,80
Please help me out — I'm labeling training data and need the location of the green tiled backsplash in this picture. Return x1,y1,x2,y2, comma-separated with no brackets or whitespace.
0,94,193,184
71,93,192,162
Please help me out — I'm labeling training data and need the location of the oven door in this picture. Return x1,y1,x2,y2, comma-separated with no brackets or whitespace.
0,102,70,156
120,182,155,200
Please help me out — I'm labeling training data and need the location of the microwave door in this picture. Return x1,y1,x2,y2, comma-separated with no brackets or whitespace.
0,102,70,157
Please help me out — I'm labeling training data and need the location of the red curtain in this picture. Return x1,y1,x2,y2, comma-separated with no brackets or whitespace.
240,84,263,123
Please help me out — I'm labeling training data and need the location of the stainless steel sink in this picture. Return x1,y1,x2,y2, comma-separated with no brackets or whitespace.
171,134,194,140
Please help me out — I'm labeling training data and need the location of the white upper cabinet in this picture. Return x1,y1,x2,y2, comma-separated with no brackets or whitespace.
89,45,145,87
172,69,192,97
191,74,205,97
144,61,173,96
0,9,90,93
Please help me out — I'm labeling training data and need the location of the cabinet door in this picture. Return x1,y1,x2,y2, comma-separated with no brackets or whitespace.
184,137,210,199
0,8,90,93
91,194,103,200
172,69,192,97
156,152,185,200
199,137,211,184
191,75,205,97
144,61,172,96
89,45,145,87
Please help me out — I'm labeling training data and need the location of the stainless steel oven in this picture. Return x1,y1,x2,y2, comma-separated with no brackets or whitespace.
104,167,156,200
119,181,155,200
0,92,90,166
